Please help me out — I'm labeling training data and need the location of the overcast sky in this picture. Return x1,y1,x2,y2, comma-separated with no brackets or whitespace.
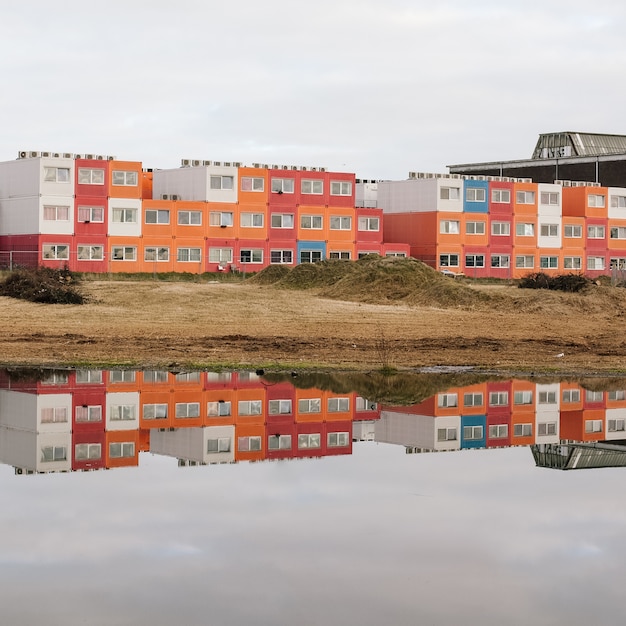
1,1,625,179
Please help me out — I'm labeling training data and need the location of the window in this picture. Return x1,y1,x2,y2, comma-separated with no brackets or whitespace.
112,246,136,261
75,443,102,461
588,194,605,208
112,208,137,223
240,213,264,228
437,427,457,441
209,248,233,264
207,438,232,453
298,398,321,413
611,258,626,270
42,372,69,385
43,205,69,221
464,254,485,268
328,397,350,412
358,217,379,231
538,422,557,436
331,181,352,196
611,195,626,208
564,257,582,270
587,256,605,270
76,369,103,384
437,393,458,408
175,402,200,418
440,187,460,200
439,253,459,267
238,400,262,416
238,436,262,451
328,432,350,447
77,245,104,261
540,191,559,205
240,249,263,264
466,188,486,202
609,419,626,432
42,244,69,260
562,389,580,403
207,401,232,417
269,399,292,415
540,256,558,269
271,213,294,228
491,189,511,203
112,170,138,186
513,423,532,437
610,227,626,239
210,175,234,190
489,424,508,439
463,425,483,440
108,370,136,383
268,435,292,450
210,211,233,227
585,390,604,403
271,178,294,194
78,206,104,223
178,210,202,225
177,248,201,263
41,446,67,462
538,391,557,404
330,216,352,230
514,390,533,405
465,221,485,235
491,222,510,236
143,370,168,383
109,442,135,458
41,407,68,423
516,255,534,269
585,420,603,433
516,190,535,204
145,209,170,224
206,372,229,382
516,223,535,237
144,247,169,262
385,251,407,258
270,249,293,264
78,168,105,185
463,392,483,407
75,405,102,422
143,404,168,420
491,255,510,268
564,224,582,238
301,215,323,229
608,390,626,401
110,405,137,421
489,391,509,406
300,250,322,263
587,225,605,239
540,224,559,237
301,179,323,194
44,167,70,183
241,176,264,192
440,220,460,234
298,433,321,449
356,397,378,411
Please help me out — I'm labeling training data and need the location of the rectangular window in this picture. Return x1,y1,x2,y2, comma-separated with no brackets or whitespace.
109,442,135,458
209,248,233,264
177,210,202,225
41,446,67,462
270,249,293,264
587,225,605,239
608,390,626,401
111,246,136,261
356,397,378,411
330,181,352,196
611,195,626,208
513,423,532,437
76,369,103,384
77,245,104,261
439,253,459,267
207,438,232,453
298,398,321,413
587,256,605,270
108,370,135,383
240,249,263,264
611,258,626,270
466,188,486,202
328,432,350,447
585,420,603,433
143,370,168,383
110,404,137,421
78,168,105,185
564,256,582,270
238,436,262,451
489,424,508,439
210,175,234,190
75,405,102,423
177,248,201,263
514,390,533,405
271,178,294,194
42,372,69,385
516,223,535,237
437,393,458,408
42,244,69,260
489,391,509,406
564,224,582,238
463,425,483,440
301,179,323,194
516,191,535,204
112,208,137,223
269,399,292,415
515,255,535,269
75,443,102,461
43,205,69,221
437,427,457,441
329,251,351,260
562,389,580,403
330,216,352,230
540,256,558,269
540,191,559,205
271,213,294,228
588,194,605,208
491,189,511,203
241,176,265,192
440,187,460,200
145,209,170,224
328,397,350,412
301,215,323,229
268,435,292,450
240,212,264,228
209,211,234,227
440,220,460,234
586,390,604,403
538,391,557,404
491,255,510,268
175,402,200,418
609,419,626,432
540,224,559,237
238,400,263,416
143,404,168,420
465,221,485,235
41,406,68,423
44,167,70,183
207,401,231,417
491,222,510,236
298,433,321,449
78,206,104,223
465,255,485,268
300,250,323,263
463,392,483,407
538,422,557,436
358,217,379,231
144,247,169,262
610,227,626,239
112,170,138,186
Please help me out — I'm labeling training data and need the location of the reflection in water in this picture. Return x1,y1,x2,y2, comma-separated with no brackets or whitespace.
1,368,626,474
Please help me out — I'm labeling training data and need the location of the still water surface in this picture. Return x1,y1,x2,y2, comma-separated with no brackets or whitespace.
1,368,626,625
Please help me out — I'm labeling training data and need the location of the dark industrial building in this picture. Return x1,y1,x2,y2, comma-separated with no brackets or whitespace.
449,131,626,187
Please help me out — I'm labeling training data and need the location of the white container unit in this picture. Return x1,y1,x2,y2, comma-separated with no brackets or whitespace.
153,164,239,204
377,178,463,214
105,391,140,431
108,197,142,238
377,410,461,452
355,181,378,208
605,408,626,441
0,156,74,199
150,425,235,464
535,383,560,444
0,390,71,433
0,427,72,473
537,183,563,250
608,187,626,220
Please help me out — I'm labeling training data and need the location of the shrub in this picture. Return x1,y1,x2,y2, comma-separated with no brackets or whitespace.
0,266,85,304
518,272,591,293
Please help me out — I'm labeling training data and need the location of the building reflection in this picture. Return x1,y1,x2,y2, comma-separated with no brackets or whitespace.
1,370,626,474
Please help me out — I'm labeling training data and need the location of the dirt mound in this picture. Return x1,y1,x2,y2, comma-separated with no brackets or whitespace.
248,264,291,285
0,267,85,304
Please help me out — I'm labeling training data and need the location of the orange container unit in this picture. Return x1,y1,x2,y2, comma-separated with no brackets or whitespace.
142,170,153,200
511,246,537,278
295,388,326,424
207,201,237,239
206,237,236,272
562,186,608,219
463,213,489,247
298,205,326,242
234,387,266,425
107,236,142,273
459,383,487,416
140,236,175,273
326,206,356,248
173,201,208,239
205,389,236,427
108,160,143,200
512,182,538,217
510,412,535,446
105,430,140,468
234,423,265,462
327,242,356,261
324,391,352,422
143,199,174,238
236,205,269,241
173,237,205,274
172,389,205,428
561,216,585,272
139,389,174,429
238,166,269,207
560,382,584,411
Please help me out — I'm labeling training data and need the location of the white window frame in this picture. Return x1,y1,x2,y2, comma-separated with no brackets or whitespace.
491,221,511,236
300,250,322,263
539,256,559,269
241,176,265,192
466,188,486,202
271,178,294,194
144,247,170,262
268,435,292,450
301,179,323,195
540,223,559,237
516,190,535,204
238,400,263,416
588,194,605,208
491,189,511,203
43,205,70,221
209,248,233,264
143,403,168,420
270,249,293,264
463,425,483,440
439,253,459,268
515,255,534,269
610,195,626,208
328,432,350,447
440,187,460,200
330,181,352,196
271,213,294,229
44,167,70,183
301,215,323,229
463,392,483,407
78,168,105,185
177,247,202,263
109,442,135,458
297,433,321,449
587,225,605,239
328,397,350,412
42,244,69,260
358,217,379,231
111,246,137,261
240,212,264,228
515,223,535,237
75,405,102,423
77,245,104,261
437,393,458,408
587,256,605,270
513,423,533,437
298,398,321,413
490,254,510,268
112,170,138,186
329,251,351,260
78,205,104,223
440,220,460,235
210,175,234,191
489,424,508,439
175,402,200,418
178,210,202,225
564,256,582,270
489,391,509,407
240,249,263,264
238,436,262,451
268,399,292,415
111,208,137,223
207,401,232,417
540,191,559,205
110,404,137,421
564,224,582,238
610,226,626,240
330,216,352,230
145,209,170,225
465,221,485,235
210,211,234,227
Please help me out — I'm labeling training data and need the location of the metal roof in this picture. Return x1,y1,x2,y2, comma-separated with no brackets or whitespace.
532,132,626,159
532,442,626,470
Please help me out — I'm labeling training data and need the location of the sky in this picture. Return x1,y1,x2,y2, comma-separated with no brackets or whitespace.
1,1,625,180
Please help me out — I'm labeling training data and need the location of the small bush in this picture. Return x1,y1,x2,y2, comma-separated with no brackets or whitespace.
518,272,591,293
0,266,85,304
